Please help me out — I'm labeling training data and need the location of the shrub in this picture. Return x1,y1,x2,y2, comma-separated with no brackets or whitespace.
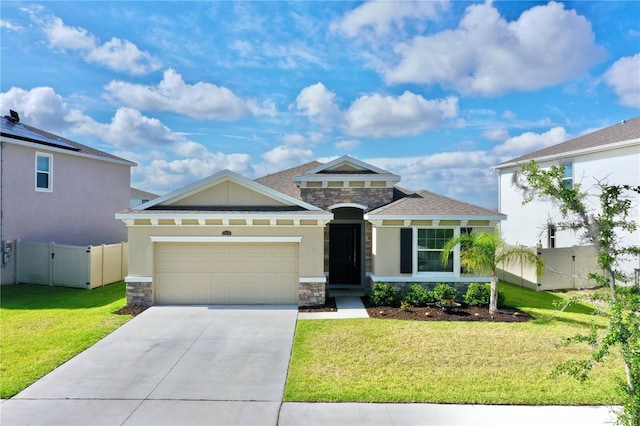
371,282,399,307
433,283,457,302
403,284,435,307
464,283,506,307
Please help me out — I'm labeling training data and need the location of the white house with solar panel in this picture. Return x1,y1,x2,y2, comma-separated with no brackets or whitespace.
494,117,640,288
0,111,135,285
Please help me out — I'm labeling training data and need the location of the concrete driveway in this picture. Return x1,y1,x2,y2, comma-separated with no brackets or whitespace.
1,305,298,426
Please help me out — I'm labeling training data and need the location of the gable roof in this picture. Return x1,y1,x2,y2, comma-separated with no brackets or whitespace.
365,189,506,220
131,169,324,212
130,187,159,200
292,155,400,184
495,116,640,169
0,116,136,166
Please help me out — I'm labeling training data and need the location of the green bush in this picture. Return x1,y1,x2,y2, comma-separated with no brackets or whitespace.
464,283,505,307
433,283,457,302
403,284,435,306
371,283,400,307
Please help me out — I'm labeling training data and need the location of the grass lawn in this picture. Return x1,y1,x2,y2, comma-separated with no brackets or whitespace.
0,282,131,398
285,281,625,405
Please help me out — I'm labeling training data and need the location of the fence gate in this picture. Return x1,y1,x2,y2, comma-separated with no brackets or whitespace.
15,240,127,288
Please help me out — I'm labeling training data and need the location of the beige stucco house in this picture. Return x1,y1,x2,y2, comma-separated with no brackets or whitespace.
0,111,135,285
117,155,505,306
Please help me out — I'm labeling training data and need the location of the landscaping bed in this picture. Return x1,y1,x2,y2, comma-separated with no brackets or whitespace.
363,298,532,322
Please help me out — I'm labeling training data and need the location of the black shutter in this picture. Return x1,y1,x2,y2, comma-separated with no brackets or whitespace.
400,228,412,273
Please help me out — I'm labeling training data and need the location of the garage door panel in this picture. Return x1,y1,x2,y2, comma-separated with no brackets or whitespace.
155,243,299,304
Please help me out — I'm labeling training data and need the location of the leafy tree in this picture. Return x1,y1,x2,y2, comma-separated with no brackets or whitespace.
440,229,544,317
516,160,640,425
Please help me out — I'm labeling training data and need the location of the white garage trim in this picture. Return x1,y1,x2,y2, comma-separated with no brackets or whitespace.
125,276,152,282
150,236,303,243
300,276,326,283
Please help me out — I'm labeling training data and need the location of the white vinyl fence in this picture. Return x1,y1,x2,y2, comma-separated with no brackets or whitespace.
15,240,128,289
498,245,600,291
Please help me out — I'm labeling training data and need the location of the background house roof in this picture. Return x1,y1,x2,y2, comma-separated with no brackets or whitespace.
366,189,506,219
0,115,136,166
495,116,640,168
255,161,322,199
131,187,159,200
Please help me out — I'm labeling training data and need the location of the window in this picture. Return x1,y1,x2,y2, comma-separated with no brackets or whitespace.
561,162,573,188
35,153,52,192
547,224,556,248
417,228,454,272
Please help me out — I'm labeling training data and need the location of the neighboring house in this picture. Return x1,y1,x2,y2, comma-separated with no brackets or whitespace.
494,116,640,288
117,155,505,306
0,111,135,285
130,187,159,208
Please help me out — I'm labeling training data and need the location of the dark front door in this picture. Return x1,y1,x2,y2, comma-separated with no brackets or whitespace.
329,223,362,285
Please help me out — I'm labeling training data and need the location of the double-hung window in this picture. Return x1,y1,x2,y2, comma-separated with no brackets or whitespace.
35,153,52,192
561,162,573,189
417,228,454,273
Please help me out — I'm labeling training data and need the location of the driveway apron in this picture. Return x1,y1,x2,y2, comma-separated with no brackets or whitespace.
1,305,298,426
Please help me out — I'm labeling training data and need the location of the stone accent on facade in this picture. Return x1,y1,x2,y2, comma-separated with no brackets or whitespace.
364,221,372,274
299,281,326,306
301,187,393,211
126,281,153,306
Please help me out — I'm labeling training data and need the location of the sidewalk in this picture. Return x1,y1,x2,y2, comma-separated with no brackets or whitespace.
278,403,618,426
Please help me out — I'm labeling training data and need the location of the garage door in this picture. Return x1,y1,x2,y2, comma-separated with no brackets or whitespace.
155,243,299,304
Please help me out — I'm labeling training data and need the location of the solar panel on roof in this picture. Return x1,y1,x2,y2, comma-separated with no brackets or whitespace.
0,118,80,151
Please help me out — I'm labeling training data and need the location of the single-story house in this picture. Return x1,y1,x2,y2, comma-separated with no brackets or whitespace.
116,155,505,306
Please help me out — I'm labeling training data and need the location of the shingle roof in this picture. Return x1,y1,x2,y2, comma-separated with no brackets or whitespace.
131,187,159,199
496,116,640,168
366,189,505,219
255,161,323,199
0,116,135,166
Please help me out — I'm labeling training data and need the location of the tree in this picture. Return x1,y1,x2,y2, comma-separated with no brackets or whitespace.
441,229,544,317
516,160,640,426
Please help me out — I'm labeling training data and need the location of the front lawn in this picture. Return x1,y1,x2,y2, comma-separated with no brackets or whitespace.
285,282,624,404
0,282,131,398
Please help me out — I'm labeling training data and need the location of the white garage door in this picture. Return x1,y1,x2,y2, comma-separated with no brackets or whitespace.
155,242,299,304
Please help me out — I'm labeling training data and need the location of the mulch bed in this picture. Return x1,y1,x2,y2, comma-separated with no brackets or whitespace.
299,297,338,312
113,305,149,316
363,298,532,322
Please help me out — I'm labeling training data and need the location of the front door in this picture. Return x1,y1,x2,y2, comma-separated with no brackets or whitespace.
329,223,362,285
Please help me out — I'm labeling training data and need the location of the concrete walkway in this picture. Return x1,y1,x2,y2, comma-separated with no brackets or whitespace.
298,296,369,319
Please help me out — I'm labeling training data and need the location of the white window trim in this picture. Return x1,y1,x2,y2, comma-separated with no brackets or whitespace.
35,152,53,192
561,161,573,189
413,227,460,276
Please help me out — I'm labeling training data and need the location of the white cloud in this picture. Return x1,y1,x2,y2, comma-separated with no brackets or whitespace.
385,1,605,96
332,0,448,39
603,53,640,108
293,82,342,127
367,154,499,209
133,153,253,195
0,19,23,31
491,126,568,158
344,92,458,138
0,86,87,132
105,69,275,120
482,128,509,141
294,83,457,138
335,139,361,150
261,145,313,169
38,14,159,75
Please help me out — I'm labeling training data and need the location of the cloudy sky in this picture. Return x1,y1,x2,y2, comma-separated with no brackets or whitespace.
1,1,638,208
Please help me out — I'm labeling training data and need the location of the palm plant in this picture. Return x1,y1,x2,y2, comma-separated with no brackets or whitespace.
441,229,544,317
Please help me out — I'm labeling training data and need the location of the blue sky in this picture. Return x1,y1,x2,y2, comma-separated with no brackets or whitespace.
1,1,638,209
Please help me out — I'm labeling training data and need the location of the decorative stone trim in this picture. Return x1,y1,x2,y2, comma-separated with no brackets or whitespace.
299,281,326,307
126,281,153,306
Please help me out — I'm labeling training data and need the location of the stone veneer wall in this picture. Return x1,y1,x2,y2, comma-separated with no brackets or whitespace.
301,187,393,211
127,281,153,306
299,281,326,306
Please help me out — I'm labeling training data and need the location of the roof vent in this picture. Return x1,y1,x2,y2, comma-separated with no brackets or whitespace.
621,119,627,124
5,110,19,123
